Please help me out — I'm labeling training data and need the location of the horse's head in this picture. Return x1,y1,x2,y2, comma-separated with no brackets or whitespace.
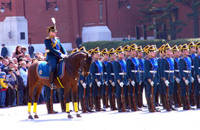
64,51,92,77
79,52,92,77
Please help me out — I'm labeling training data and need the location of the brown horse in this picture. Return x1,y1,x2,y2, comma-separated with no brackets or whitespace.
27,51,92,119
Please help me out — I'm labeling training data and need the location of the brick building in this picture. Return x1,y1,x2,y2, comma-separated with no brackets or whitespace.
0,0,197,52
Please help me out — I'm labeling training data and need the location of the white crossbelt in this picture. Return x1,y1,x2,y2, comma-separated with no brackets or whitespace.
95,73,102,75
183,70,191,73
174,70,179,72
119,72,126,75
165,70,174,73
149,70,157,73
131,70,138,73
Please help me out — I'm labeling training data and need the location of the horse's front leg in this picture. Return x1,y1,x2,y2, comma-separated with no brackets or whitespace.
72,85,81,118
64,90,73,118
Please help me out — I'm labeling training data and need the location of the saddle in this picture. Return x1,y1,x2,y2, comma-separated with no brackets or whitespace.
37,60,65,79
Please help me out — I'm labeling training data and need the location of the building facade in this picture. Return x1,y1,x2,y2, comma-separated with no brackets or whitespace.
0,0,197,52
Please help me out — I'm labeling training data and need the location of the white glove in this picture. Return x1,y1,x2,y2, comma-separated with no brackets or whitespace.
175,78,180,83
97,81,101,87
165,80,169,87
131,81,135,86
89,83,92,88
119,82,124,88
82,82,86,88
191,77,194,83
105,81,108,86
150,81,154,86
139,81,142,86
111,82,115,87
60,54,66,58
198,78,200,84
185,80,189,86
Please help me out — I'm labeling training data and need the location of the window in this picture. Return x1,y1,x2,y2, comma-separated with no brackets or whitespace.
20,32,25,40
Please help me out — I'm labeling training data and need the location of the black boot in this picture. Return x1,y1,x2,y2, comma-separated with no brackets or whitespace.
196,95,200,109
117,98,122,112
49,71,56,89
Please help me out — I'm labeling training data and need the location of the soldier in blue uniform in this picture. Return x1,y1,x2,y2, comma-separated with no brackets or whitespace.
44,25,67,114
157,45,166,109
107,48,117,111
78,46,88,113
179,44,191,110
188,42,196,106
90,47,104,111
172,45,182,108
193,42,200,108
162,44,176,111
144,45,160,112
137,46,146,108
126,44,139,111
113,46,127,112
101,48,109,109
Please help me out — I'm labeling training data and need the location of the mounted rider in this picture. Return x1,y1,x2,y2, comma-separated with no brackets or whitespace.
44,18,67,88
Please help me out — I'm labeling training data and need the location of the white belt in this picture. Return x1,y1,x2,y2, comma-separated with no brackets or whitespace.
119,72,126,75
174,70,179,72
183,70,191,73
138,70,144,73
131,70,138,73
110,73,115,75
150,71,157,73
95,73,102,75
165,70,174,73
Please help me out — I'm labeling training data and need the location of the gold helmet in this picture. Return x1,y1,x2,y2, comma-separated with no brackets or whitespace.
71,48,79,54
188,42,196,49
172,45,179,52
158,44,165,54
87,49,93,55
137,46,143,52
123,45,130,52
143,45,150,54
130,44,137,51
115,46,124,54
109,48,115,55
148,45,157,53
181,44,189,51
164,43,171,52
92,47,100,54
101,48,109,55
79,46,87,52
196,42,200,49
47,26,57,33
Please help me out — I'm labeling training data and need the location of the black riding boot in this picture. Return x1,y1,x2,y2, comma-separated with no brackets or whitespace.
49,71,56,88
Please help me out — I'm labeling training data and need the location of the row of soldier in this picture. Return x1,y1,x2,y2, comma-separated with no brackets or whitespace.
69,42,200,113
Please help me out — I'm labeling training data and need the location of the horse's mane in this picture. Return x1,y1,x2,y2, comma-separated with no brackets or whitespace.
63,51,88,77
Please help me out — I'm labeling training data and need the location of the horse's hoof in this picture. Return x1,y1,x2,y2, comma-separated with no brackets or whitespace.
34,115,39,119
76,113,81,118
28,115,33,119
68,114,73,119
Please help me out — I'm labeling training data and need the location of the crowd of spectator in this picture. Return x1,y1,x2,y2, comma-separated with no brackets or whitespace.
0,44,59,108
